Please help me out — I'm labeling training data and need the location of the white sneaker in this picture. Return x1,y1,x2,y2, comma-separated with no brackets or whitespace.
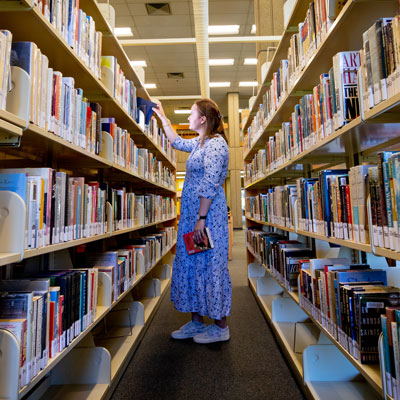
193,324,230,344
171,321,207,339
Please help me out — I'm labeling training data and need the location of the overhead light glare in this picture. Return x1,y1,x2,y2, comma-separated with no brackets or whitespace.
244,58,258,65
115,27,133,37
144,83,157,89
208,25,240,35
239,81,258,87
209,59,235,66
210,82,231,88
251,24,256,34
130,60,147,67
174,109,191,114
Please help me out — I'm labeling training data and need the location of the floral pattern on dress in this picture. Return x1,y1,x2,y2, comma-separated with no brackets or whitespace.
171,134,232,320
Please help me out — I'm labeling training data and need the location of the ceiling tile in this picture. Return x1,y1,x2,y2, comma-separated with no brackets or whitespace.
209,13,248,25
113,4,130,14
126,3,148,16
135,26,193,38
209,1,250,14
115,15,135,26
133,15,192,27
169,1,192,15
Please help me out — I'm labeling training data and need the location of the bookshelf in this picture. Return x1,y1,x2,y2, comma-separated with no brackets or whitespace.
244,0,400,398
0,0,178,399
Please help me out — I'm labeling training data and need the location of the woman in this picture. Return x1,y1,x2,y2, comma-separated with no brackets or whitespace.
153,98,232,344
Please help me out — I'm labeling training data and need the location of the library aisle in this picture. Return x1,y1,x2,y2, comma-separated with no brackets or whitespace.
111,229,305,400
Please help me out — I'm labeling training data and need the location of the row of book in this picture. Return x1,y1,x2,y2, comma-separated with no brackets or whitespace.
245,152,400,250
101,117,175,188
0,168,176,250
359,17,400,110
246,228,399,365
146,117,176,164
35,0,102,78
0,227,176,389
0,270,100,388
245,13,400,157
245,50,361,185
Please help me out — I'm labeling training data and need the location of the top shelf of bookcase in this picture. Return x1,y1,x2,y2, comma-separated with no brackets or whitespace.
242,0,398,143
242,0,311,132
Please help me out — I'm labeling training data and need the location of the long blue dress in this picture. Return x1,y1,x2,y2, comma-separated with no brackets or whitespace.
171,134,232,320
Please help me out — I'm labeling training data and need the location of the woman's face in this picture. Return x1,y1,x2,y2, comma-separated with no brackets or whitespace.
188,104,206,132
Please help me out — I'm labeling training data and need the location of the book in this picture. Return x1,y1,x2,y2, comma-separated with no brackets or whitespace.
183,227,214,255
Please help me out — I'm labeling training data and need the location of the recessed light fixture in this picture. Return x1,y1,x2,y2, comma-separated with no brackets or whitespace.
130,60,147,67
244,58,258,65
208,25,240,35
144,83,157,89
209,59,235,66
210,82,231,88
174,110,191,114
115,27,133,37
251,24,256,34
239,81,258,87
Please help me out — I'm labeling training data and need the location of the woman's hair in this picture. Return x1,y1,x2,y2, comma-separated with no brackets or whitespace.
195,98,228,144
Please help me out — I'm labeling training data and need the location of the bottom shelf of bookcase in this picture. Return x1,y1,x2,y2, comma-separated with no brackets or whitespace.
307,381,380,400
39,383,109,400
248,261,383,400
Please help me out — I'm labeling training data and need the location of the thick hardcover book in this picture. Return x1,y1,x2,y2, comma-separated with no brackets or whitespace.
183,227,214,255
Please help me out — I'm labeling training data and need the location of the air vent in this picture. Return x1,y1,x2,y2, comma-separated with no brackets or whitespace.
167,72,184,79
145,3,171,16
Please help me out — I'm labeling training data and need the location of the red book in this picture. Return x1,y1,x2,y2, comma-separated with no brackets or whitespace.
48,302,55,359
183,227,214,255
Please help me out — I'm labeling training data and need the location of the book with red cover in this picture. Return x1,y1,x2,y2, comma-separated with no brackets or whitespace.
183,227,214,255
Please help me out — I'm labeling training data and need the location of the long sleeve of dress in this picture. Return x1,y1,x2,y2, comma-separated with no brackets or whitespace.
172,135,198,153
197,137,229,200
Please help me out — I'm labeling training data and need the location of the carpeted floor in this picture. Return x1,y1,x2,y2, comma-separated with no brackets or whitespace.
111,229,306,400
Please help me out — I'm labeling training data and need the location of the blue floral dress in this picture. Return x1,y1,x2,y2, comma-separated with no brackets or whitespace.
171,134,232,320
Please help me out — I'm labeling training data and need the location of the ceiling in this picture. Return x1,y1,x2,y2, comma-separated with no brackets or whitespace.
110,0,257,124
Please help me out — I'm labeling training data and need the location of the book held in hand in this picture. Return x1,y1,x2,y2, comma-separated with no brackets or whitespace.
183,227,214,255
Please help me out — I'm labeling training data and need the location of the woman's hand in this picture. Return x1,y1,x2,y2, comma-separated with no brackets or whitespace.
153,103,167,123
193,219,206,244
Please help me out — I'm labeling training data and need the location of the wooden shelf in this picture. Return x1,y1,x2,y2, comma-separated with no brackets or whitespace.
0,252,21,267
23,221,176,261
0,108,27,129
247,244,383,397
9,123,176,192
243,0,398,161
246,215,372,253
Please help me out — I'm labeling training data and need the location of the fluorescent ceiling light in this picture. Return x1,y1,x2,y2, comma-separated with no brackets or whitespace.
239,109,243,112
130,60,147,67
144,83,157,89
208,25,240,35
239,81,258,87
115,27,133,37
209,59,235,66
174,109,191,114
244,58,258,65
251,24,256,34
210,82,231,88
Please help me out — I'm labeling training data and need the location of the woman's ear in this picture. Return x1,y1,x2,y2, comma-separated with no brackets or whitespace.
200,116,206,124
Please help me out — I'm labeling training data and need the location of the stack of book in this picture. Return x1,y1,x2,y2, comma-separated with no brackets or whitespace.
0,269,99,388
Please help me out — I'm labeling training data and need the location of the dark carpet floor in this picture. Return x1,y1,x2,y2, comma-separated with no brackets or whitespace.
110,230,306,400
